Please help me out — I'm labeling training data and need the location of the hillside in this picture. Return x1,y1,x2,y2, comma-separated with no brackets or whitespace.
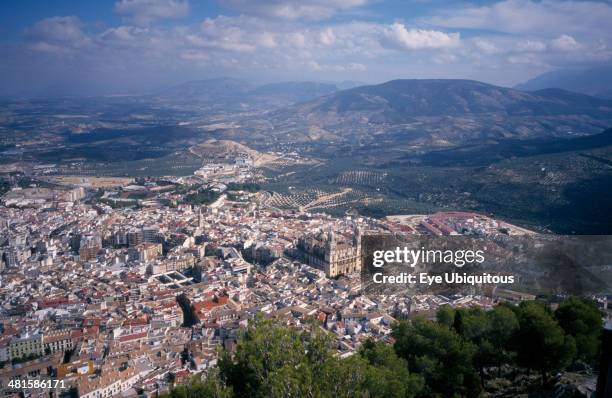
189,139,277,166
418,127,612,166
268,79,612,145
152,78,340,108
154,77,253,103
249,81,338,104
516,65,612,99
291,79,612,120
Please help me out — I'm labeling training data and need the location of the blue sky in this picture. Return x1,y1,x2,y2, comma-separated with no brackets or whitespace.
1,0,611,96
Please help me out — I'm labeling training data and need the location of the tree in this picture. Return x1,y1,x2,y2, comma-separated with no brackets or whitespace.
452,306,519,386
487,305,519,374
163,371,231,398
514,301,576,385
453,307,492,387
360,340,424,398
555,296,602,363
319,355,372,398
162,299,593,397
217,316,423,398
452,308,464,335
259,364,314,397
218,316,308,398
436,305,455,328
392,317,480,397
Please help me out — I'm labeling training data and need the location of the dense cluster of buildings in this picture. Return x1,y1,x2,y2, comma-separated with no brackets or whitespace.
1,187,85,208
386,211,533,237
0,183,379,396
194,155,254,183
0,177,597,397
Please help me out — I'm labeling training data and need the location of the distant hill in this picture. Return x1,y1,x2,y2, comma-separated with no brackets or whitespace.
249,81,338,104
293,79,612,120
515,66,612,99
153,78,341,108
598,89,612,99
418,127,612,167
154,77,253,102
336,80,367,90
269,79,612,144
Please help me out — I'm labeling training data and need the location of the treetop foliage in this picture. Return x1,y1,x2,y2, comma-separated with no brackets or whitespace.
163,296,603,398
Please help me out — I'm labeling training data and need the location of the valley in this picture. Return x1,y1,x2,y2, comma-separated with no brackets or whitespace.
2,78,612,234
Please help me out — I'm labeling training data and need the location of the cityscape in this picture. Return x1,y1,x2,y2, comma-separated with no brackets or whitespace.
1,147,609,397
1,0,612,397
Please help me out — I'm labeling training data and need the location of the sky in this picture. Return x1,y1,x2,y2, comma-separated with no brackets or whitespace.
1,0,611,96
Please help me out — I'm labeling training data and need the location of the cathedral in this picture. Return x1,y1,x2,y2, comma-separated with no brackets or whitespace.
297,225,362,278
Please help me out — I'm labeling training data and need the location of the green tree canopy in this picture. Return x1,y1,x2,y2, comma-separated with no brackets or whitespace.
449,306,519,387
163,369,232,398
217,316,423,398
514,301,576,384
164,297,594,397
218,316,309,397
436,304,455,329
360,340,424,398
554,296,602,363
392,317,480,397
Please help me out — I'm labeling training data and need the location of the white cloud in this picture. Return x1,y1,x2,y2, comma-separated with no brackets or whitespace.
28,16,84,42
474,39,499,54
347,62,366,71
308,60,323,71
16,0,609,93
319,28,336,46
100,26,149,44
257,32,278,48
552,34,581,51
28,41,73,54
517,40,546,52
195,16,257,53
507,53,540,65
380,23,460,51
26,16,92,53
114,0,189,25
308,61,367,72
220,0,367,21
426,0,612,38
180,50,209,61
20,13,465,83
286,32,307,48
423,1,612,69
433,53,458,64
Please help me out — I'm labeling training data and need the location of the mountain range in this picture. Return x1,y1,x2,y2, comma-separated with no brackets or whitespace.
265,79,612,146
4,75,612,233
152,78,340,109
515,65,612,99
149,75,612,141
287,79,612,119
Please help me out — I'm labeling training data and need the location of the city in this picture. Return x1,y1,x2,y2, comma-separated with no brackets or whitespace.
1,0,612,396
1,154,608,396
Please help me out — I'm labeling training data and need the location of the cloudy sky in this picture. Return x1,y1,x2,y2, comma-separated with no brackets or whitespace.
1,0,611,96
